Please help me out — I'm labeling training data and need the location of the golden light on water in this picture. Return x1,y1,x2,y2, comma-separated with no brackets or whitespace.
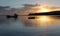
36,16,53,28
39,16,50,22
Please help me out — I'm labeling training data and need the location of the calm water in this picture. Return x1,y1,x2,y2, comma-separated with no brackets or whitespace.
0,16,60,36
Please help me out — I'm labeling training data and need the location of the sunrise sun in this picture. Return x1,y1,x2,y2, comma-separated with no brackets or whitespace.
38,6,50,22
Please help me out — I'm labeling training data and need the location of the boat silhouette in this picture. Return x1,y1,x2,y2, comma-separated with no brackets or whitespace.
0,10,60,19
6,14,18,20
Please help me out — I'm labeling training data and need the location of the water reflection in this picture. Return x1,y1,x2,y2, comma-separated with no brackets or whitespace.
35,16,55,27
18,15,60,36
20,15,60,27
0,15,60,36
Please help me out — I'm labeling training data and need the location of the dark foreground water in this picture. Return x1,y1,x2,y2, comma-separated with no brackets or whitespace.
0,16,60,36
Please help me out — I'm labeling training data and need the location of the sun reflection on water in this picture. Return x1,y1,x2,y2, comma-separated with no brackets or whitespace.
36,16,53,27
38,6,51,22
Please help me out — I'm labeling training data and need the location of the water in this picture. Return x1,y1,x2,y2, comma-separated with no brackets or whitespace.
0,16,60,36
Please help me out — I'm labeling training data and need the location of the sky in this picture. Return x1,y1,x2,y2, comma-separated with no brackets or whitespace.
0,0,60,8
